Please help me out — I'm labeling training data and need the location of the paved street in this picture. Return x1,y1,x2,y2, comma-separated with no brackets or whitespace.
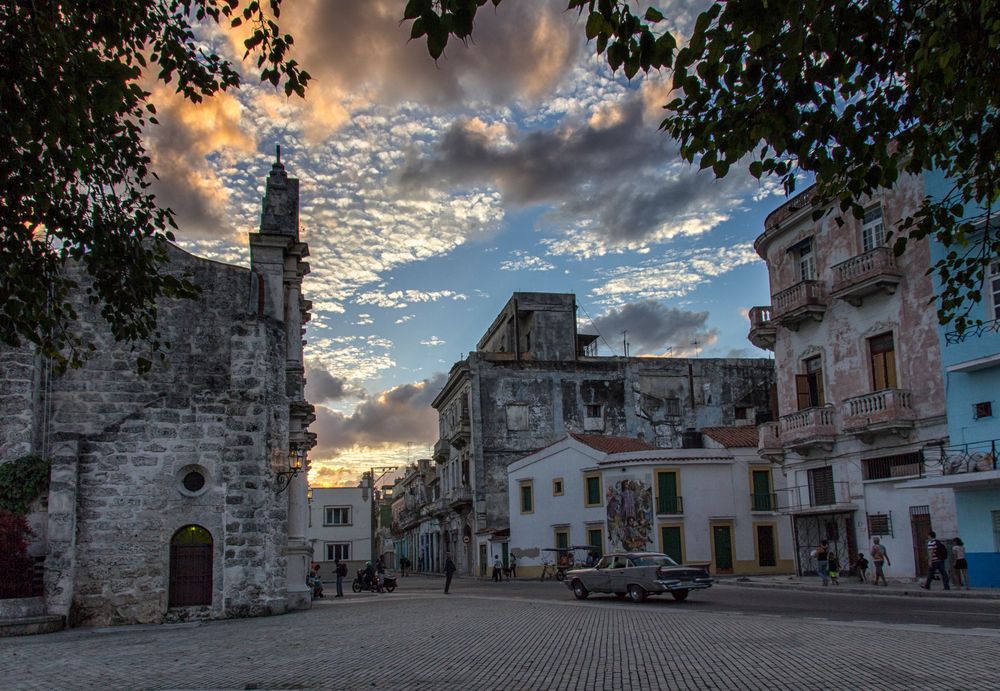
3,578,999,690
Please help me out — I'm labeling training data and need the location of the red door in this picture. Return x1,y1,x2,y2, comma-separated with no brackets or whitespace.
169,525,213,607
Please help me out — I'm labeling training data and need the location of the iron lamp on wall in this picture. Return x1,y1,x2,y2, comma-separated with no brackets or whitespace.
275,446,305,494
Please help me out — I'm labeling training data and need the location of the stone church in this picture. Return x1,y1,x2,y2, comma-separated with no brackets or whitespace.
0,152,315,627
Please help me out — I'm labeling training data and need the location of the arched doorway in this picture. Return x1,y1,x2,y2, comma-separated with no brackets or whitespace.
169,525,213,607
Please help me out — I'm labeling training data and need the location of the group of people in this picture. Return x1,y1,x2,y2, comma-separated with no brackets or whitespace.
307,558,348,598
813,533,971,589
491,554,517,581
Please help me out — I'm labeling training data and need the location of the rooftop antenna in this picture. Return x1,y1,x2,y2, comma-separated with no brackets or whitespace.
691,339,701,357
622,330,629,358
276,144,281,164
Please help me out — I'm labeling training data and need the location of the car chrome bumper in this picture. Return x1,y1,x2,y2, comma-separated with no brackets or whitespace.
653,578,713,592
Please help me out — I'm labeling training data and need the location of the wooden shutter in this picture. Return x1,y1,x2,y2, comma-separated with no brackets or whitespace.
796,375,812,410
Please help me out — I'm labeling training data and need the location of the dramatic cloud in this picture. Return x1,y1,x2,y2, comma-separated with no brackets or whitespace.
398,92,780,256
586,301,715,356
311,373,447,457
305,366,368,405
309,465,364,488
355,289,469,309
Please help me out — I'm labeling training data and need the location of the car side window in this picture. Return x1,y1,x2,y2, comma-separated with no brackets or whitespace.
611,557,627,569
624,559,635,568
596,557,612,569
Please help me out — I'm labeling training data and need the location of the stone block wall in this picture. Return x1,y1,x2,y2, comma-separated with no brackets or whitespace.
0,346,40,460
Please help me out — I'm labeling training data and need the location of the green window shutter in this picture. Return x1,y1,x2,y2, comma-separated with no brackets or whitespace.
521,484,532,512
586,476,601,505
657,472,678,513
588,529,602,550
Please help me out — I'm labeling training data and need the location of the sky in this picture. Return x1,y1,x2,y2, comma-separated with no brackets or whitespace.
147,0,782,487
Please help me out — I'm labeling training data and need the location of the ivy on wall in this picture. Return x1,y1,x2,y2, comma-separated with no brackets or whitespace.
0,455,51,515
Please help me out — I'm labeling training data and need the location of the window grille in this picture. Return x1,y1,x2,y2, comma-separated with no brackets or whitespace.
867,513,893,537
862,452,922,481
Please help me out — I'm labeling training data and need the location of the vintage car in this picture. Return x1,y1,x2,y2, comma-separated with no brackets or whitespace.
563,551,712,602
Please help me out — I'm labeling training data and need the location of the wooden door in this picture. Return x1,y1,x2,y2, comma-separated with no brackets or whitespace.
910,512,931,578
713,525,734,573
169,525,213,607
661,526,683,564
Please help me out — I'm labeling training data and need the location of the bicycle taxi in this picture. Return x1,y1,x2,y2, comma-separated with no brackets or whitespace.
540,545,600,581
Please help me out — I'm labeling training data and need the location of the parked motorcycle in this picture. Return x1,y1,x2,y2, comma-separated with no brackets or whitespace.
352,569,397,593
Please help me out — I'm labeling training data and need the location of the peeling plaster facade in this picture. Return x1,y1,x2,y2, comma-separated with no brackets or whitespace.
0,155,316,626
428,293,777,577
749,174,955,579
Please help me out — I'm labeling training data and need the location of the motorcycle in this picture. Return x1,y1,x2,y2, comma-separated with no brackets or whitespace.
352,569,397,593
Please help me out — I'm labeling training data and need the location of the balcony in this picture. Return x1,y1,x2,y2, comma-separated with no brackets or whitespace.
939,440,999,475
656,495,684,515
771,280,828,329
757,421,783,460
447,486,473,511
776,481,853,514
433,438,450,464
747,306,777,350
779,407,837,453
447,414,471,449
842,389,916,441
750,492,778,512
830,247,902,306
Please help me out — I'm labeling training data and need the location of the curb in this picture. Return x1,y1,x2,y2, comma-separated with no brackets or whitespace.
717,579,1000,600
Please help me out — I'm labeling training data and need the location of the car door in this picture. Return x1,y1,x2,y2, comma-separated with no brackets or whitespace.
587,556,613,592
608,556,631,593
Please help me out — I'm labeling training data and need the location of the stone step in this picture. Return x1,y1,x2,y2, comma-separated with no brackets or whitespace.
0,615,65,638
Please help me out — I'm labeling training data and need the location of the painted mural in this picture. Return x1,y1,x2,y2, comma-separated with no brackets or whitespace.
606,478,653,551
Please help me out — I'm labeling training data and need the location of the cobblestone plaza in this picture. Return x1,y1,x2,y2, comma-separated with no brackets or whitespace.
3,582,999,690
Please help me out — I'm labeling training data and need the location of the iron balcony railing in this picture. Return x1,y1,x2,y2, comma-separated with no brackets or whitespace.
945,318,1000,344
656,495,683,514
775,481,851,512
933,439,999,475
750,492,778,511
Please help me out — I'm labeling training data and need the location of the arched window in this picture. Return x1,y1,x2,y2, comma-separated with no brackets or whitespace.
169,525,213,607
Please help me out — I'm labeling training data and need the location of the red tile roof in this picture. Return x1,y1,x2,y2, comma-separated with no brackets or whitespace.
700,426,759,448
569,433,655,453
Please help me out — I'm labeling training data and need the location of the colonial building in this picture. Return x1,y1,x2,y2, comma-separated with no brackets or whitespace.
306,486,371,580
430,292,777,577
391,459,439,573
0,152,315,627
508,428,795,578
747,174,954,579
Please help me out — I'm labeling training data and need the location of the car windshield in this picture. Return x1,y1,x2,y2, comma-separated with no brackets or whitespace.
632,555,679,567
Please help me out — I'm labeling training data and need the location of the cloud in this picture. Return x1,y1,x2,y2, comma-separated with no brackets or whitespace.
590,244,761,305
396,82,784,258
420,337,446,347
500,251,555,272
355,314,374,326
355,289,469,309
586,301,715,356
309,464,364,488
145,86,256,239
305,366,368,404
394,314,415,324
311,373,447,456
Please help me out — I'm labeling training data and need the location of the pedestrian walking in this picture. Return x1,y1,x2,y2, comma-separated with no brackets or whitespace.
951,536,970,590
335,558,346,597
854,552,869,583
492,555,502,582
813,539,830,586
921,531,951,590
870,537,890,586
510,553,517,579
444,554,456,594
400,556,408,577
827,551,840,585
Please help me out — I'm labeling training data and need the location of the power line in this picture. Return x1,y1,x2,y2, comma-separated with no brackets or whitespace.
576,299,618,356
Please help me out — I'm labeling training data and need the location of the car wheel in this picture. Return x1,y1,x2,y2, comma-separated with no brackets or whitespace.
351,580,361,593
571,580,589,600
556,570,566,582
671,589,689,602
627,584,646,603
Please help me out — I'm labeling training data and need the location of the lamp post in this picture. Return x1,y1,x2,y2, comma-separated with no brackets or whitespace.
369,465,399,562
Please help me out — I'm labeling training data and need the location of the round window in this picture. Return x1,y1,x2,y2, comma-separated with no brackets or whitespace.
182,471,206,492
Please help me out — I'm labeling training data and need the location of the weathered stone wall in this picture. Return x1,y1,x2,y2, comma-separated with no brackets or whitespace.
0,346,41,460
471,355,775,527
1,245,293,626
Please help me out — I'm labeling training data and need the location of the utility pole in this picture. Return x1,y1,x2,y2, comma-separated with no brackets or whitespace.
369,465,399,562
622,330,629,358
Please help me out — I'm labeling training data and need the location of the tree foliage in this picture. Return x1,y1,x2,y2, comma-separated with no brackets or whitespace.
0,1,309,372
405,0,999,331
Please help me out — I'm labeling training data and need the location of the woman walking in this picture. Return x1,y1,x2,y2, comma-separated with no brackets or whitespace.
952,536,970,590
870,537,890,586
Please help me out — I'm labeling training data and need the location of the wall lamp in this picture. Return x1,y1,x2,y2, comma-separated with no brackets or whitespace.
275,446,305,494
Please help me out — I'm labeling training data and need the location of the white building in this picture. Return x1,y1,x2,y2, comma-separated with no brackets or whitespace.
508,430,795,578
307,487,372,580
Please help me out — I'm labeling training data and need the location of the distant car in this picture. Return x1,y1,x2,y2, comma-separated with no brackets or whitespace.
563,551,712,602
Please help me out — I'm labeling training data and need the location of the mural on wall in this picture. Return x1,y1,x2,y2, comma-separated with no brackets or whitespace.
606,478,653,551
